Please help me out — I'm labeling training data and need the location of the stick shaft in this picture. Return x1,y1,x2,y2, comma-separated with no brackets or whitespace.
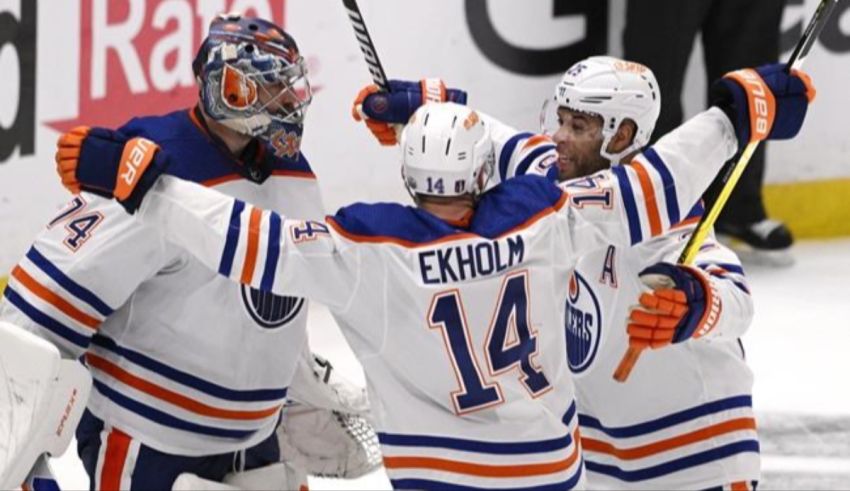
341,0,390,91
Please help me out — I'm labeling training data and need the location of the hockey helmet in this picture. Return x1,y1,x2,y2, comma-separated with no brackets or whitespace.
541,56,660,163
193,13,311,158
400,102,494,199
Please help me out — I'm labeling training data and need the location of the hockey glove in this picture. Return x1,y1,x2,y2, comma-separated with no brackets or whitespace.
711,63,816,149
627,262,721,350
352,78,468,146
56,126,168,214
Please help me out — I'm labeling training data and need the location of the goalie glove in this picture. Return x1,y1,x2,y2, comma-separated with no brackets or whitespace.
55,126,168,213
711,63,816,149
280,353,381,479
351,79,468,146
627,263,722,350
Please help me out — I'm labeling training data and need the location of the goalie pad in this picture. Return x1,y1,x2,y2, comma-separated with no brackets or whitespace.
0,321,91,490
281,353,381,478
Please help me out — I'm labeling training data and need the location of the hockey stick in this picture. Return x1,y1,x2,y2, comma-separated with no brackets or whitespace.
613,0,839,383
341,0,390,92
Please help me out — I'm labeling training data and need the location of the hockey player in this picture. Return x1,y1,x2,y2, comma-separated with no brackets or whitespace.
533,57,765,490
54,64,811,489
0,14,377,490
352,57,816,489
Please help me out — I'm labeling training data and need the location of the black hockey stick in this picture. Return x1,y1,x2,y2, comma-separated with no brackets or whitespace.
614,0,839,382
341,0,390,92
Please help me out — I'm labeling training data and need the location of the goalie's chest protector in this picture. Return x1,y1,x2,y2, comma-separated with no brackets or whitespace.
85,109,324,456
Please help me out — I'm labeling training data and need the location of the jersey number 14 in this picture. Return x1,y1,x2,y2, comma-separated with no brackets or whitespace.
428,271,551,415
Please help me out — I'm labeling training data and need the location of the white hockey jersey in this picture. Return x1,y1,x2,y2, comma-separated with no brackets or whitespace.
0,109,325,456
122,107,737,489
494,111,758,489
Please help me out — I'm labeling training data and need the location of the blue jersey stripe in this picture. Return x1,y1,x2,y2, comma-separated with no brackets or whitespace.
92,380,257,439
686,202,705,220
378,430,572,455
260,212,281,291
90,335,288,402
30,477,59,491
218,200,245,277
4,287,90,348
26,247,114,317
707,271,751,295
642,147,680,225
499,132,535,182
730,280,751,294
390,465,583,491
611,166,642,245
562,400,577,426
514,145,556,177
585,439,760,482
579,395,752,438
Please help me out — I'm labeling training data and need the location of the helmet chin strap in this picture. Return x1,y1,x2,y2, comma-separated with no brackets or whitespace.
598,118,642,166
599,136,642,165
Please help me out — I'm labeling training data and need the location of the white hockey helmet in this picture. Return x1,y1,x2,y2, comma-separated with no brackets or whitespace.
400,102,495,199
543,56,661,163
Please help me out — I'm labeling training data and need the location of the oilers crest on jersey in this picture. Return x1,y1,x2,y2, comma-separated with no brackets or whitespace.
565,271,602,374
241,286,304,329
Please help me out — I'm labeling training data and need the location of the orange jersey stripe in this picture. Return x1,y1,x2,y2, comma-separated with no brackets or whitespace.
630,161,663,236
384,428,581,478
271,169,316,179
671,215,702,230
203,170,316,188
202,174,243,187
731,481,751,491
581,417,757,460
100,428,131,491
520,134,552,152
12,266,100,330
327,193,569,248
187,107,207,134
86,353,282,420
241,207,263,284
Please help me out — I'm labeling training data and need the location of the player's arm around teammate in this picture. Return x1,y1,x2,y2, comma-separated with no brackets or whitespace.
350,60,813,348
58,100,735,301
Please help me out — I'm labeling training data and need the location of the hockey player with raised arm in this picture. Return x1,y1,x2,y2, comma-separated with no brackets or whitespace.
54,62,811,489
352,57,816,490
0,14,381,490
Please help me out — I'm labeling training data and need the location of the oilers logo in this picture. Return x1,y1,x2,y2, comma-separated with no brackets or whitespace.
565,271,602,374
241,285,304,329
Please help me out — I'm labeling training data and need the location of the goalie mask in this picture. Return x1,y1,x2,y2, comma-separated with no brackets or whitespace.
541,56,661,164
400,102,495,200
193,14,312,158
